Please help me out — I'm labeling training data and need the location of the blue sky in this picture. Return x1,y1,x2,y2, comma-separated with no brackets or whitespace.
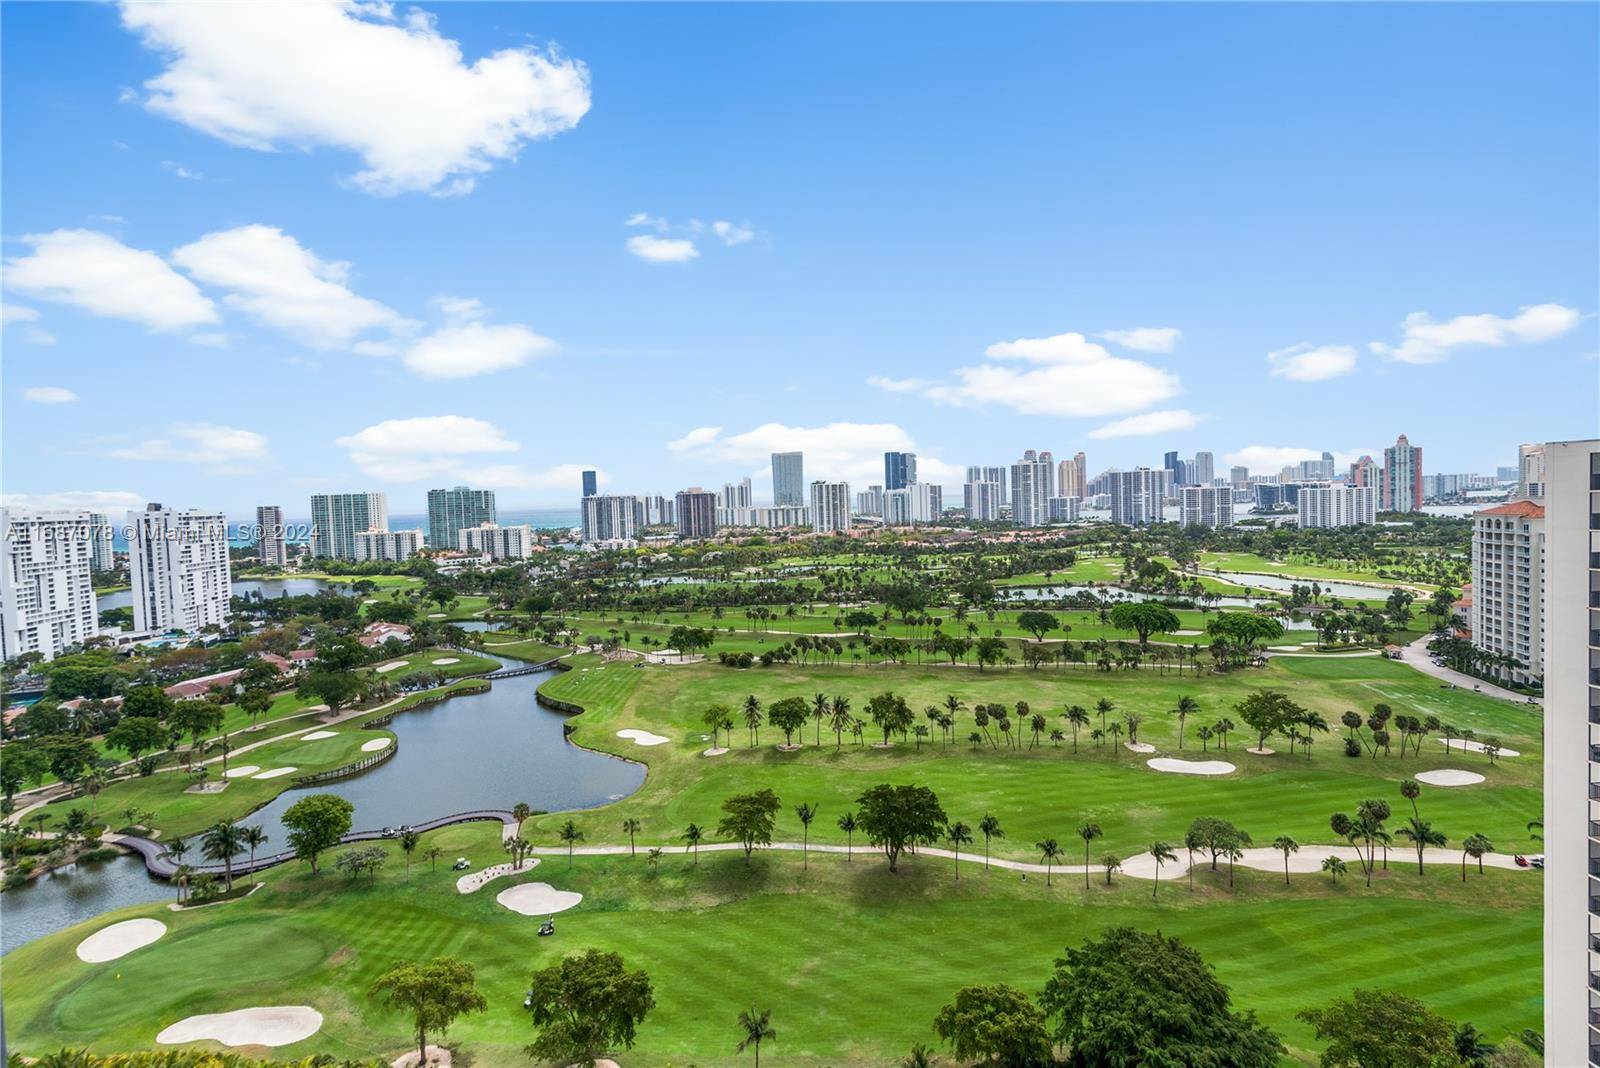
3,2,1595,518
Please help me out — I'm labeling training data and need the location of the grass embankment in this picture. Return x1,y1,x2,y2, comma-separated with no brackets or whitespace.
1199,551,1440,590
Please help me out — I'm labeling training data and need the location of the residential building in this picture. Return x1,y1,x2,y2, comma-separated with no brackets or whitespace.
1495,465,1520,486
310,492,388,560
1108,468,1162,526
1046,496,1080,523
967,466,1009,505
883,488,913,527
771,452,805,507
1469,500,1544,687
910,483,943,523
427,486,496,549
1349,455,1380,489
0,508,100,661
1381,434,1423,511
353,528,425,562
255,505,287,568
884,451,917,491
675,488,718,539
1297,484,1377,528
128,504,232,633
1518,442,1547,499
582,494,641,543
720,478,753,511
1540,438,1599,1067
1179,485,1233,529
855,485,884,516
459,522,536,560
744,506,810,529
1058,454,1086,500
1229,465,1250,489
810,481,852,533
87,511,115,572
1011,453,1053,526
1191,451,1215,487
1163,450,1188,487
642,495,675,526
964,480,1001,522
581,470,598,498
1253,483,1288,511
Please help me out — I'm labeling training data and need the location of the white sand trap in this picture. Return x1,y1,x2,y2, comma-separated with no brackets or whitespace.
222,765,261,779
1245,746,1275,755
361,737,393,752
375,661,409,673
1416,768,1486,787
432,657,460,665
457,859,540,894
1148,757,1236,776
1441,739,1520,757
1123,741,1156,754
157,1006,323,1047
428,612,447,619
616,729,669,746
496,882,583,915
301,730,338,740
253,766,298,779
77,918,167,962
703,746,730,757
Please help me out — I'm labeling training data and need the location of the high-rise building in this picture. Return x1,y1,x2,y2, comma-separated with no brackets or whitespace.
1229,465,1250,489
1540,438,1599,1066
720,478,753,511
1179,485,1233,529
1163,451,1184,486
353,528,425,562
1010,453,1053,526
1038,451,1056,498
1469,501,1544,686
255,505,287,568
1191,451,1215,486
1517,443,1547,499
1108,469,1162,526
1046,496,1080,523
1349,455,1380,488
87,512,115,573
1297,484,1377,528
581,470,598,498
1057,455,1085,500
964,480,1001,521
909,483,943,523
884,452,916,491
771,452,805,506
427,486,496,550
129,504,231,633
882,488,913,527
1495,465,1520,486
582,495,641,543
675,488,718,539
0,509,100,661
459,522,536,560
966,465,1009,505
310,492,388,560
855,485,885,517
810,481,852,533
1381,434,1423,512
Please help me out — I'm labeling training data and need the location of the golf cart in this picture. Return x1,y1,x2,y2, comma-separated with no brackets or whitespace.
451,857,471,871
538,916,556,937
1514,854,1529,867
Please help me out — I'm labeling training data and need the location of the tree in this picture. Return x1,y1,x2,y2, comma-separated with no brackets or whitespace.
765,696,809,747
1149,840,1176,899
1273,835,1300,886
865,691,914,746
932,984,1052,1068
1063,705,1089,753
735,1007,777,1068
1298,988,1461,1068
200,821,243,891
524,949,655,1067
371,956,488,1068
946,821,972,880
717,789,781,862
1036,838,1063,886
1077,822,1102,889
105,716,166,761
1172,695,1200,749
282,794,353,874
238,685,274,728
1015,610,1060,642
398,829,420,874
1322,855,1347,883
621,817,641,857
1396,817,1446,876
702,703,733,749
794,802,818,869
557,819,585,867
1235,690,1306,753
837,811,858,860
977,813,1004,871
1462,833,1493,881
296,670,364,715
423,845,444,872
1040,927,1283,1066
681,822,704,864
1109,602,1181,646
856,783,946,872
742,695,763,747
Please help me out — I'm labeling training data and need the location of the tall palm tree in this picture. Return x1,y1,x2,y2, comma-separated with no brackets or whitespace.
812,693,829,746
1172,696,1199,749
1063,705,1089,752
1272,835,1299,886
978,814,1003,871
682,822,704,864
743,695,763,747
946,821,972,880
200,821,243,892
241,825,268,886
557,820,585,868
622,818,641,856
1095,697,1114,734
1149,840,1176,899
1462,833,1493,879
829,697,852,749
1396,817,1446,875
735,1007,776,1067
794,803,818,869
837,812,857,860
1036,838,1063,886
512,802,532,826
1077,822,1102,889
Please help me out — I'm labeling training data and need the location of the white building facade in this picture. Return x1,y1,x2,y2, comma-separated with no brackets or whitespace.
459,522,536,560
1297,484,1377,529
353,528,425,562
1179,485,1233,529
810,481,851,533
310,492,388,560
1108,469,1162,526
964,480,1001,521
1469,501,1545,687
255,505,288,567
581,495,640,543
0,509,101,661
129,505,232,633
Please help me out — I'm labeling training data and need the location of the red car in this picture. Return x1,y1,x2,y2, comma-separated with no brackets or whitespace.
1513,855,1529,868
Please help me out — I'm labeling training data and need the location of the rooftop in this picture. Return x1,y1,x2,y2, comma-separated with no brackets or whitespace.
1474,500,1545,518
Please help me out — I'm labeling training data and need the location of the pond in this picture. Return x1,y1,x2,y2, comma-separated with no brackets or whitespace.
1,854,170,955
999,584,1316,630
1200,570,1398,601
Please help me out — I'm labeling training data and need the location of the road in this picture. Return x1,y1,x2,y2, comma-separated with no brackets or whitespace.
1396,634,1541,706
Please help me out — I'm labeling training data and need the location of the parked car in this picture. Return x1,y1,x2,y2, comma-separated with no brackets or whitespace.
452,857,471,871
380,827,397,838
1530,855,1545,870
1514,854,1529,868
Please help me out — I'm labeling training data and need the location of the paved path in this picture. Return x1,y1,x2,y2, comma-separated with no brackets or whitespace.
1396,634,1541,706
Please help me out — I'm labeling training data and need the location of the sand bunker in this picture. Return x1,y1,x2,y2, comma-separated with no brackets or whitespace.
76,918,166,962
427,613,447,619
1416,768,1486,787
222,765,261,779
1123,741,1156,754
496,882,583,915
432,657,460,665
157,1006,323,1047
361,737,393,752
253,767,298,779
375,661,409,673
616,729,669,746
1147,757,1236,776
1245,746,1275,755
1441,739,1520,757
457,859,539,894
301,730,338,741
703,746,730,757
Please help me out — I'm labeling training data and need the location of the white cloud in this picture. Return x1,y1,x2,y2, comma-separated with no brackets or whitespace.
334,414,591,490
624,212,668,231
667,426,724,452
401,322,558,379
1222,445,1371,475
3,229,218,332
22,386,79,405
627,234,699,263
120,1,590,196
1369,302,1581,364
867,376,934,394
171,224,406,348
111,423,269,471
2,303,40,324
712,220,755,246
1266,342,1359,382
1095,327,1181,354
160,160,203,180
431,295,485,322
667,421,963,486
0,490,146,513
984,332,1116,364
1086,409,1202,439
336,415,519,457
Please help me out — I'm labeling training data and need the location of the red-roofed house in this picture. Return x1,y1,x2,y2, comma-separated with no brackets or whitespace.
165,668,246,701
359,622,413,648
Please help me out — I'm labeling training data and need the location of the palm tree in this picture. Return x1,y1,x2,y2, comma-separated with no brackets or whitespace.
1095,697,1114,735
1036,838,1063,886
398,829,420,875
200,821,243,892
557,820,585,868
735,1007,776,1067
1149,840,1176,899
1077,822,1102,889
423,845,444,872
837,812,857,860
1272,835,1299,885
1396,817,1446,875
512,802,532,826
812,693,829,746
978,814,1003,871
173,863,193,904
743,695,763,747
1173,695,1199,748
682,822,704,864
622,817,641,857
946,821,972,880
238,824,268,885
829,696,853,749
1322,855,1347,883
795,802,818,869
164,834,189,869
1462,833,1493,880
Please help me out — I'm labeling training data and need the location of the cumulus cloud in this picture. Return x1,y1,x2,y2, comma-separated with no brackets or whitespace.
1222,445,1371,475
171,224,407,348
335,414,591,490
666,421,963,486
667,426,724,452
626,234,699,263
1094,327,1181,354
400,322,558,379
712,220,755,246
111,423,269,471
1266,342,1359,382
0,490,146,513
1086,409,1202,439
2,303,41,324
23,386,79,404
3,229,218,332
1369,303,1581,364
866,376,934,394
120,1,591,196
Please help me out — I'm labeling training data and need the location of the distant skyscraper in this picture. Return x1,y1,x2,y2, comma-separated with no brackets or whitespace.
771,452,805,506
256,505,287,568
354,528,425,562
87,511,115,572
964,480,1001,521
884,452,916,491
129,504,231,633
1109,469,1162,526
720,478,753,510
1517,442,1546,499
310,492,388,560
1229,465,1250,489
810,481,852,533
427,486,496,549
0,508,100,661
582,495,640,543
1192,451,1215,486
1058,455,1085,500
1010,454,1052,526
855,485,885,517
966,466,1008,505
581,470,598,498
675,488,718,539
1381,434,1423,511
1179,485,1233,529
1349,455,1379,488
1298,484,1377,528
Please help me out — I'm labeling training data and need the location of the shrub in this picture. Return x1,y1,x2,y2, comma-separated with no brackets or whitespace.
1343,738,1362,758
